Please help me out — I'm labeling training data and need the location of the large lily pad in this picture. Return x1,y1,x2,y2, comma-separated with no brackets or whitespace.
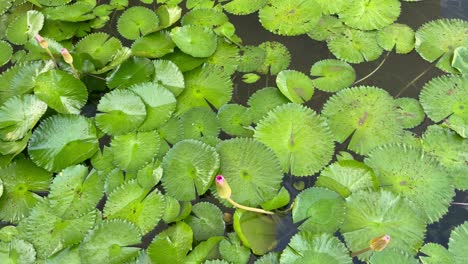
276,70,314,103
117,6,159,40
170,25,217,58
338,0,401,30
328,28,383,63
233,210,277,255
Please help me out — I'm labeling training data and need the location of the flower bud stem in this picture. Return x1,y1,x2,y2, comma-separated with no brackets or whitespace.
226,197,274,215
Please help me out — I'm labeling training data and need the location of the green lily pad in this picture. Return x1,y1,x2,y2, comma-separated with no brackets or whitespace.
419,243,455,264
452,46,468,74
292,187,346,233
181,8,228,27
281,232,352,263
95,89,147,135
419,75,467,138
104,180,165,234
186,236,223,263
257,41,291,75
415,19,468,73
0,95,47,142
0,239,36,264
162,48,207,72
422,125,468,190
259,0,322,36
338,0,401,30
42,1,95,22
110,131,160,172
148,222,193,263
180,107,220,140
276,70,314,103
186,0,214,9
117,6,159,40
315,0,350,15
156,4,182,29
131,31,176,58
233,210,277,255
377,23,415,54
176,64,232,115
0,157,51,223
6,10,44,45
80,220,142,264
448,221,468,264
255,103,335,176
247,87,289,123
34,69,88,114
206,40,240,75
328,28,383,63
254,252,280,264
315,160,378,198
307,15,345,41
75,33,122,69
223,0,268,15
0,41,12,66
185,202,225,241
106,57,154,89
216,138,283,207
341,190,426,261
322,86,403,155
0,61,44,104
310,59,356,92
394,97,425,129
370,248,419,264
219,233,251,264
153,59,185,96
217,104,253,137
171,25,217,57
28,114,99,172
162,139,219,201
237,45,266,73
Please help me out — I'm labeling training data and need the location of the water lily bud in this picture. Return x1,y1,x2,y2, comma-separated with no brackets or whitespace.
370,234,391,251
61,48,73,64
35,34,48,49
215,175,231,199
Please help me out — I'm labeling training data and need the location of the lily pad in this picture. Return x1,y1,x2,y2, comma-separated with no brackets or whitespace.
106,57,154,90
415,19,468,73
394,97,425,129
233,210,277,255
452,46,468,74
310,59,356,92
315,0,351,15
257,41,291,75
419,74,467,138
0,95,47,141
448,221,468,264
185,202,225,241
147,221,193,263
341,190,426,261
6,10,44,45
377,23,415,54
255,103,335,176
419,243,455,264
74,33,122,69
162,139,219,201
171,25,217,58
237,45,266,73
247,87,289,123
216,138,283,207
259,0,322,36
181,8,228,27
338,0,401,30
219,233,251,264
153,59,185,96
180,107,220,140
206,40,240,75
28,114,99,172
0,239,36,264
223,0,268,15
322,86,403,155
280,232,352,263
117,6,159,40
0,40,12,66
34,69,88,114
131,31,176,58
307,15,345,41
95,89,147,135
217,104,253,137
328,28,383,63
370,248,419,264
276,70,314,103
292,187,346,233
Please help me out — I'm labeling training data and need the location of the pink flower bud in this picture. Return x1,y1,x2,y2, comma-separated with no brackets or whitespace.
35,34,48,49
215,175,231,199
61,48,73,64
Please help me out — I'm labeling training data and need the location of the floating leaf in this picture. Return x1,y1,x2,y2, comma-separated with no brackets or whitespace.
153,59,185,96
217,104,253,137
162,140,219,201
181,8,228,27
328,28,383,63
216,138,283,206
0,61,45,104
95,89,147,135
42,1,95,22
255,103,335,176
48,165,104,219
419,243,455,264
0,95,47,141
307,15,344,41
315,0,350,15
185,202,225,241
341,190,425,261
452,46,468,74
207,40,240,75
280,232,351,263
163,49,207,72
257,41,291,75
74,33,122,69
80,220,142,264
338,0,400,30
0,40,12,66
110,131,160,172
259,0,322,36
0,239,36,264
316,160,377,198
247,87,289,123
106,57,154,89
34,69,88,114
448,221,468,264
186,0,214,9
370,248,419,264
261,187,290,211
419,75,467,138
233,210,277,255
180,107,220,140
422,125,468,190
377,23,415,54
147,221,193,263
365,144,454,223
131,31,176,58
176,64,232,115
185,236,223,263
171,25,217,58
223,0,268,15
237,45,266,73
117,6,159,40
104,180,165,234
322,86,403,155
219,233,251,264
6,10,44,45
156,4,182,29
394,97,425,129
415,19,468,73
28,114,99,172
276,70,314,103
0,157,51,223
292,187,346,233
310,59,356,92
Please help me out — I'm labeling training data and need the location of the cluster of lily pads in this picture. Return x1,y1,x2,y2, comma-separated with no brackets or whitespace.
0,0,467,263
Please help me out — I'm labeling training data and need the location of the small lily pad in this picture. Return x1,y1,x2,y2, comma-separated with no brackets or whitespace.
377,23,415,54
448,221,468,264
153,59,185,96
395,97,425,129
257,41,291,75
237,45,266,73
419,243,455,264
276,70,314,103
452,46,468,74
206,40,240,75
170,25,218,58
233,210,277,255
131,31,176,58
185,202,225,241
180,107,220,140
217,104,253,137
75,33,122,69
247,87,289,123
106,57,154,89
370,248,419,264
223,0,268,15
147,222,193,263
328,28,383,63
0,40,12,66
307,15,344,41
310,59,356,92
117,6,159,40
181,8,228,27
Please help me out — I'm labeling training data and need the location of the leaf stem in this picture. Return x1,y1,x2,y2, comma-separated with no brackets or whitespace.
452,202,468,206
351,247,372,257
226,197,274,215
354,51,391,85
395,64,433,97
